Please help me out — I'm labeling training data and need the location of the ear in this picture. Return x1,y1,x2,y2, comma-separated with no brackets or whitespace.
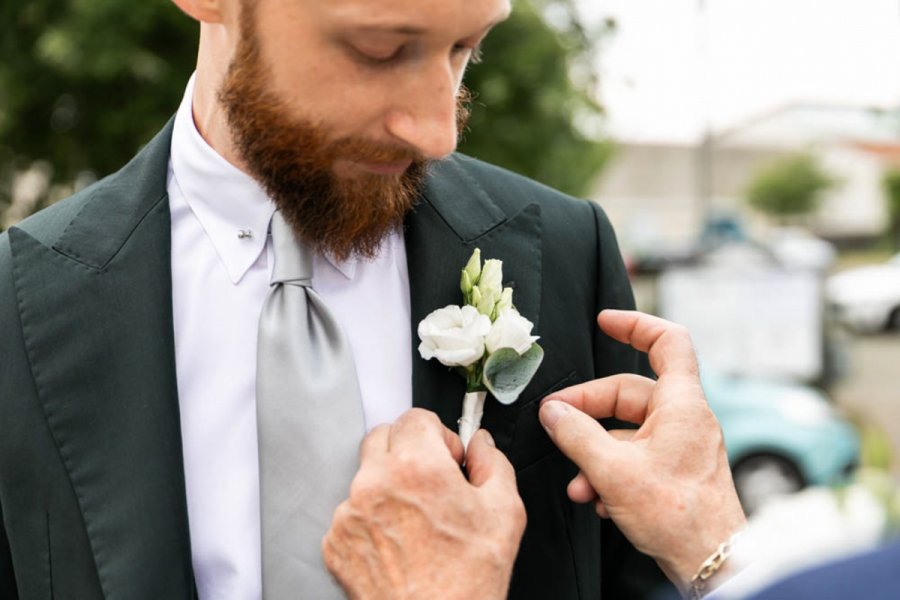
170,0,226,24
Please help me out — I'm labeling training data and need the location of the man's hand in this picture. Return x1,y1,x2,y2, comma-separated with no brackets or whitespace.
323,409,526,600
539,310,747,592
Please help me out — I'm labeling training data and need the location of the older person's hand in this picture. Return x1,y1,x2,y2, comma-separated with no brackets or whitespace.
539,309,747,594
322,408,526,600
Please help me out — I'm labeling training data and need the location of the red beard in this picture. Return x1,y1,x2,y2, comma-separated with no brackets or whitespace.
218,4,470,261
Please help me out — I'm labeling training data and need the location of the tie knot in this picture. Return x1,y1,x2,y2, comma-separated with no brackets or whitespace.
270,212,313,286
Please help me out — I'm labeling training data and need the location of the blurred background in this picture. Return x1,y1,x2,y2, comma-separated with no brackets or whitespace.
2,0,900,589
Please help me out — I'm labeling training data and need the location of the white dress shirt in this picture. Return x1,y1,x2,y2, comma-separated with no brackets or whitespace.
168,75,413,600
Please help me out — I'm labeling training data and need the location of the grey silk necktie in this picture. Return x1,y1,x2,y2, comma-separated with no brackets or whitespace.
257,212,365,599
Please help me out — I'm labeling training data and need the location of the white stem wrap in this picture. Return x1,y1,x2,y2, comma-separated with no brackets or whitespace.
458,391,487,451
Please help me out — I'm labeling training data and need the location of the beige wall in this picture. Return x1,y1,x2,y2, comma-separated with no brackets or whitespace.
592,140,891,250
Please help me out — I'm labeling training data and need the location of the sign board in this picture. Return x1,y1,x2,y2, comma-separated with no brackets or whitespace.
658,266,823,381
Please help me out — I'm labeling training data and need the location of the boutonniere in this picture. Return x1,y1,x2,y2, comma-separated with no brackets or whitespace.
417,249,544,449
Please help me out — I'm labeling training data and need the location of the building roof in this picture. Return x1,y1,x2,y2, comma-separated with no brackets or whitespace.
716,103,900,148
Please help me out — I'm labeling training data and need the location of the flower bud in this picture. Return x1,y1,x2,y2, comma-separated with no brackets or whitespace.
460,270,473,296
477,288,497,317
479,259,503,298
470,285,482,309
463,248,482,284
496,287,514,315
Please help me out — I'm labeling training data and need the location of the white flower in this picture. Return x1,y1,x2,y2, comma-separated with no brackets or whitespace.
417,305,492,367
485,309,538,355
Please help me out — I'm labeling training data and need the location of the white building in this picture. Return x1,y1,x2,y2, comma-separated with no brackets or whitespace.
593,103,900,254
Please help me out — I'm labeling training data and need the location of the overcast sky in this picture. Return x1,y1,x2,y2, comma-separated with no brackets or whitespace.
576,0,900,144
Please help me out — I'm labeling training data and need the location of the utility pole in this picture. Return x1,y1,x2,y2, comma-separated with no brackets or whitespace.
694,0,714,231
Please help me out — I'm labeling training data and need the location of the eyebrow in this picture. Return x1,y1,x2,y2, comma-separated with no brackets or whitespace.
349,10,511,37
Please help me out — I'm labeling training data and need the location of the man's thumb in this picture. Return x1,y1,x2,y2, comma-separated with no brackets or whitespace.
466,430,517,493
539,400,617,488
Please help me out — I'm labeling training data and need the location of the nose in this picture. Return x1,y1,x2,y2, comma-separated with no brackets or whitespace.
385,60,461,160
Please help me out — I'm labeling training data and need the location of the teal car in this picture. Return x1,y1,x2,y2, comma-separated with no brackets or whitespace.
703,372,860,514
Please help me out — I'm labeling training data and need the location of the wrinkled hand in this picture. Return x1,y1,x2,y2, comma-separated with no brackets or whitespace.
539,310,746,592
323,408,526,600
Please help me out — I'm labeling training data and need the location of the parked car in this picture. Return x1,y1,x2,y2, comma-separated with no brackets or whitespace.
703,371,860,514
627,214,750,275
767,226,837,272
827,253,900,333
628,218,835,275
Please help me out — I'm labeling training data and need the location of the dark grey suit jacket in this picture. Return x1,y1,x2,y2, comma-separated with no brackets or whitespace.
0,121,672,599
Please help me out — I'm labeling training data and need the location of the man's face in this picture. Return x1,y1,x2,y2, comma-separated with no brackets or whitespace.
219,0,510,260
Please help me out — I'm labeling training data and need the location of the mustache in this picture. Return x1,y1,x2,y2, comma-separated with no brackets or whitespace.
328,136,427,165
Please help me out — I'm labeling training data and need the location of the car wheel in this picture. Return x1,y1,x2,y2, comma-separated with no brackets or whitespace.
731,453,805,514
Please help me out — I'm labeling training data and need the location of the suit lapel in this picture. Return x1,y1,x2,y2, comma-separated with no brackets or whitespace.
9,122,194,598
406,156,542,452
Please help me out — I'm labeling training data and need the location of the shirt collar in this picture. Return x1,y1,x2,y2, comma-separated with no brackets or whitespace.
171,74,275,284
170,73,371,284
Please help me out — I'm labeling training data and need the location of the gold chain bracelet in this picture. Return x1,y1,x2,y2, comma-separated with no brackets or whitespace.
687,530,744,599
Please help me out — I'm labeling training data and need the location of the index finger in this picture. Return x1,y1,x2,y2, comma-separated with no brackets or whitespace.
598,310,699,377
543,373,655,423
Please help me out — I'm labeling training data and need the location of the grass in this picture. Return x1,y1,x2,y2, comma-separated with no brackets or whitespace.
834,246,896,272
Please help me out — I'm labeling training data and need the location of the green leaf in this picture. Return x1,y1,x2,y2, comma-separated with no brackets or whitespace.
483,343,544,405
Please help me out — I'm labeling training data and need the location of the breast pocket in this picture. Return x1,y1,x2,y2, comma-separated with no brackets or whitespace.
507,371,578,471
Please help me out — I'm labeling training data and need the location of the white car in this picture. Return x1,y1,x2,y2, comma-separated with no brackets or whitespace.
767,227,837,272
827,253,900,333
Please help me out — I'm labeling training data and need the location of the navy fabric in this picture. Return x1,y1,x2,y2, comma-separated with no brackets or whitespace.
743,541,900,600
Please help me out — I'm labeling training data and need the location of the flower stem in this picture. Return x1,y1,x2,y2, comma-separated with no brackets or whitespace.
459,390,487,451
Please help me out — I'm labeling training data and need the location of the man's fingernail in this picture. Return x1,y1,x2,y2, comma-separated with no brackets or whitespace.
539,400,569,431
482,430,496,447
540,395,559,406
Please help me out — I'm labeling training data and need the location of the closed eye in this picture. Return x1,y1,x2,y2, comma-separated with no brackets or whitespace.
349,43,406,67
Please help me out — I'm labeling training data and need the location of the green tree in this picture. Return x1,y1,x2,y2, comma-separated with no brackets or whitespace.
0,0,198,226
459,0,615,197
1,0,611,229
745,153,835,224
883,167,900,250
